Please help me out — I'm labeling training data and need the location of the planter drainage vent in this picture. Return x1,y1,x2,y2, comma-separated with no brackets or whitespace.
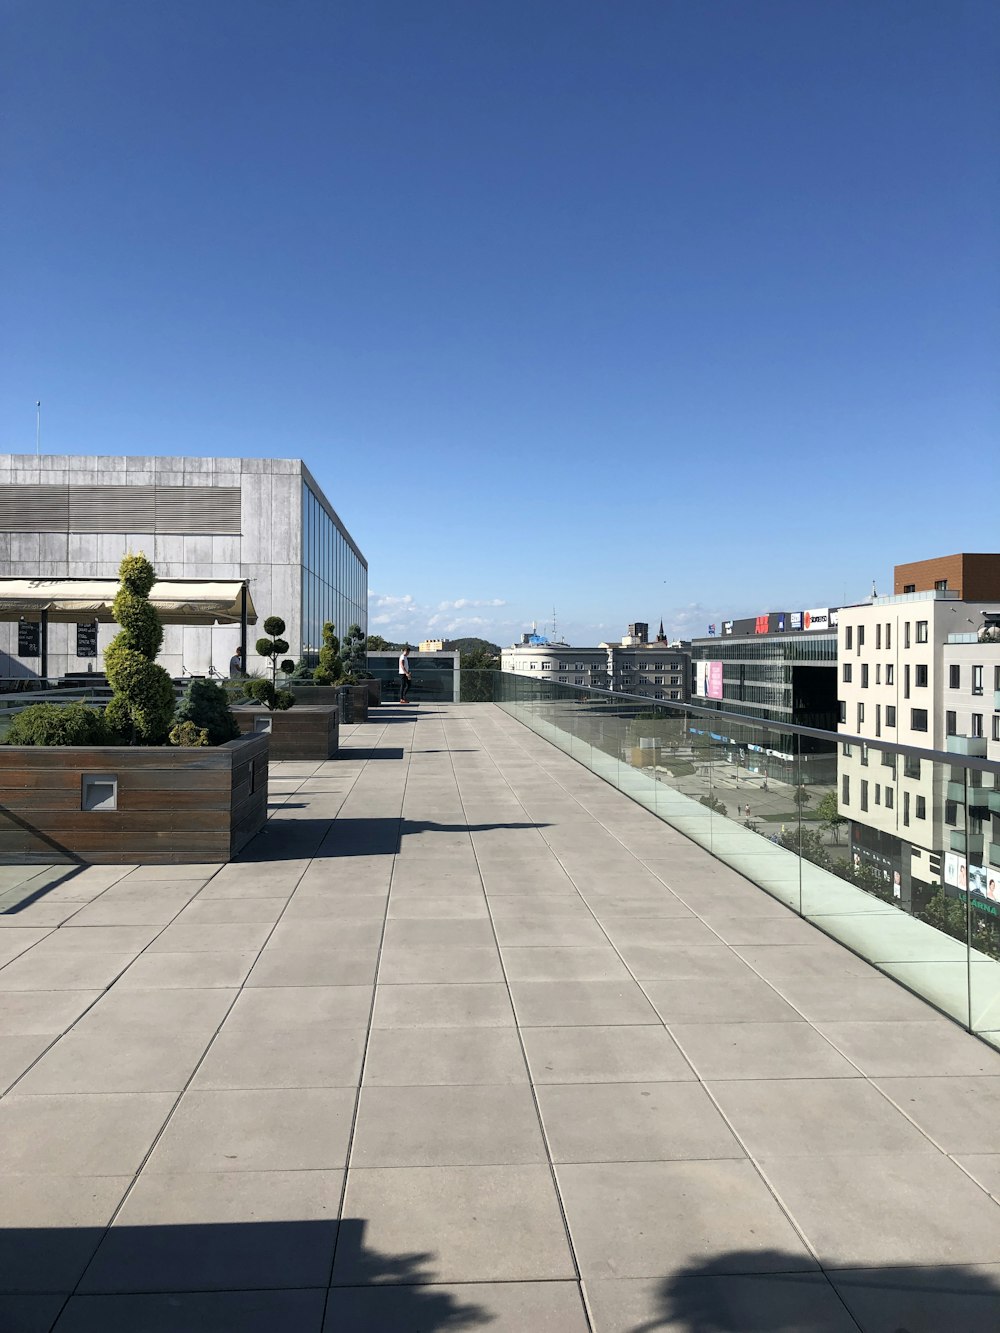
82,773,118,811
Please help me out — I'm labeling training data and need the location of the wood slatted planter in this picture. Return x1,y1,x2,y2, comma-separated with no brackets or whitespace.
232,706,339,761
0,732,268,865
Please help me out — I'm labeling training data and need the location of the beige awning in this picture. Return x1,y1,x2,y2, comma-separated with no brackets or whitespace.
0,578,257,626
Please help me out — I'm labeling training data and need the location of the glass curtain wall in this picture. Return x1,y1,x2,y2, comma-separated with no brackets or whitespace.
300,482,368,660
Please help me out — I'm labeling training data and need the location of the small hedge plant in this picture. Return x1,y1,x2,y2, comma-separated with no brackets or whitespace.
7,701,117,747
104,553,176,745
244,679,295,711
172,678,240,746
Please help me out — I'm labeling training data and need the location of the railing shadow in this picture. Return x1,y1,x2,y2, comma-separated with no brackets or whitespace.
1,1217,493,1331
237,817,551,862
632,1248,1000,1331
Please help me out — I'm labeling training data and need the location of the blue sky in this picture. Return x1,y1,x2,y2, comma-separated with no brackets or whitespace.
3,1,997,646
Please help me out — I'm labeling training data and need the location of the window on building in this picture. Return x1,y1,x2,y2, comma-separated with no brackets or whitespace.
575,677,584,685
996,665,1000,691
971,713,984,738
654,690,663,699
886,623,892,649
915,665,928,687
670,690,680,699
903,791,910,826
876,664,881,685
875,703,881,737
886,705,896,727
838,701,847,723
910,708,928,731
841,775,850,805
558,676,567,683
945,711,957,736
845,627,853,650
857,702,865,728
860,780,869,812
904,583,916,593
993,715,1000,742
842,742,852,757
858,625,865,649
949,664,960,689
904,665,910,698
876,624,882,650
916,795,926,819
886,664,894,685
860,743,869,767
944,800,958,826
842,663,852,683
875,784,881,805
904,754,920,779
972,666,983,696
916,621,928,643
885,786,894,810
935,579,948,590
861,664,869,688
905,622,911,648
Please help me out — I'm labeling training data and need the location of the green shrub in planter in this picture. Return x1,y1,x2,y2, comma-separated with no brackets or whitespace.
244,679,295,711
173,678,240,746
256,616,291,688
104,553,176,745
314,621,343,685
7,701,117,747
169,719,209,747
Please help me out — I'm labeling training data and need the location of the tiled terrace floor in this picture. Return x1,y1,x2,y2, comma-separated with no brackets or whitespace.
2,702,1000,1331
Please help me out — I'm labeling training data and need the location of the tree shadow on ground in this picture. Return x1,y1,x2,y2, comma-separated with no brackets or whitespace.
236,818,551,862
631,1249,1000,1332
0,1217,493,1332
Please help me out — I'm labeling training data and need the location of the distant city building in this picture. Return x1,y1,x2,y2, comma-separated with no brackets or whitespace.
690,608,839,781
0,454,366,679
502,621,690,700
838,554,1000,909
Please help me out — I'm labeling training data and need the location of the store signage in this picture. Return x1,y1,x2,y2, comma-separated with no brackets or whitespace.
707,661,723,700
17,620,40,657
755,615,769,635
76,622,98,658
790,612,802,630
803,608,830,630
722,621,733,635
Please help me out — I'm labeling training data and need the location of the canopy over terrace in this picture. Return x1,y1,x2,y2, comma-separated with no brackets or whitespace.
0,577,257,676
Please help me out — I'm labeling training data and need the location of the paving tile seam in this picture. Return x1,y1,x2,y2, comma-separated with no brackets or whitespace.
327,717,415,1290
445,715,599,1328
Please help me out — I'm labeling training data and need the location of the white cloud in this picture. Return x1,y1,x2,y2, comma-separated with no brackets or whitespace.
366,591,515,643
436,597,508,611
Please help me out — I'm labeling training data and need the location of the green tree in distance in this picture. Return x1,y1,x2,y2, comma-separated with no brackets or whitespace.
816,790,846,844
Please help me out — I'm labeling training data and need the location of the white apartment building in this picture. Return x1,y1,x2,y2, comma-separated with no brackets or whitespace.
501,630,690,700
837,591,1000,901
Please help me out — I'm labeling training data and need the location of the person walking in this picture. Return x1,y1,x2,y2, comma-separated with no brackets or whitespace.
398,644,412,703
229,645,245,678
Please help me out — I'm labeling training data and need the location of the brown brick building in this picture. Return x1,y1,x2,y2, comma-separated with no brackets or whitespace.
894,553,1000,600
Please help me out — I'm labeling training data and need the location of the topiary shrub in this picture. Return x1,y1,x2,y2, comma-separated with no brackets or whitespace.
244,679,295,712
173,678,240,746
103,553,177,745
340,623,369,682
169,719,209,747
314,621,343,685
7,701,117,747
256,616,291,689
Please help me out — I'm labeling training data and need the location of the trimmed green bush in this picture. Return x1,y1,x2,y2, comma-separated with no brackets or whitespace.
314,622,343,685
7,701,117,747
256,615,292,689
104,553,176,745
244,679,295,711
169,719,209,747
173,678,240,746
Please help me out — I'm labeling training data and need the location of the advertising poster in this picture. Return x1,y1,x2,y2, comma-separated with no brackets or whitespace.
945,852,967,892
707,661,723,700
969,864,987,898
694,661,708,697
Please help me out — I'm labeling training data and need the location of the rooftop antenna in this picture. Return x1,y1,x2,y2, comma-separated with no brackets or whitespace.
871,579,878,600
35,401,41,456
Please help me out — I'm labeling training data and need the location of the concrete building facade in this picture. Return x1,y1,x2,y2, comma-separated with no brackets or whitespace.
501,627,690,701
0,453,366,680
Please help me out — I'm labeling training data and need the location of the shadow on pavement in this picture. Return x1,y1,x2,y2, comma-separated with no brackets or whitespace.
635,1248,1000,1332
0,1217,492,1332
237,818,550,861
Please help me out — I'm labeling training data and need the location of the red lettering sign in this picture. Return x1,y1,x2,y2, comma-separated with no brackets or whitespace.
755,615,769,635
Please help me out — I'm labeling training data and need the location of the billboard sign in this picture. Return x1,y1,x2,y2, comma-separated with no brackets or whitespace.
803,608,831,630
707,661,723,700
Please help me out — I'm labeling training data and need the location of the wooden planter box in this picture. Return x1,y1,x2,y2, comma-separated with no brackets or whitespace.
364,677,381,707
232,705,339,761
0,732,269,866
338,684,369,723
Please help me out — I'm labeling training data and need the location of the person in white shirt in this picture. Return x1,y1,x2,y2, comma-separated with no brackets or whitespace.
398,646,412,703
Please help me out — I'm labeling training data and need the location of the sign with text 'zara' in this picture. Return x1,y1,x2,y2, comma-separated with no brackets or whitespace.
76,622,98,658
17,620,40,657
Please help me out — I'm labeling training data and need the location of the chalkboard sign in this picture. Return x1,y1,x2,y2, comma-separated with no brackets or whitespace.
17,620,40,658
76,621,99,658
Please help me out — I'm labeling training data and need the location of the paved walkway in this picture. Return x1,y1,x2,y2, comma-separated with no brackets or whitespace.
2,702,1000,1331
